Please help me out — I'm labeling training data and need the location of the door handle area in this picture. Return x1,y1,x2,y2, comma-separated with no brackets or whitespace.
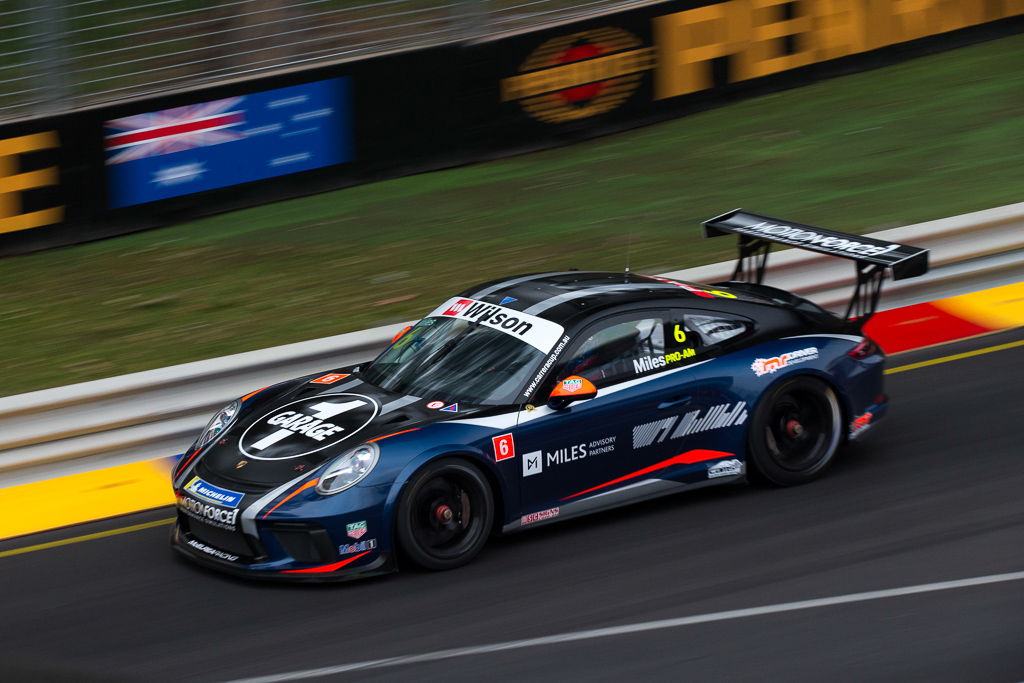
657,396,692,410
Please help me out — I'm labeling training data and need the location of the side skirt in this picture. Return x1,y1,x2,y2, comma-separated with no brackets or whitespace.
501,474,745,535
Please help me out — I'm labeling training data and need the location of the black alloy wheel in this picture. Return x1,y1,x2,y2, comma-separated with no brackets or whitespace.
747,376,843,486
396,458,494,571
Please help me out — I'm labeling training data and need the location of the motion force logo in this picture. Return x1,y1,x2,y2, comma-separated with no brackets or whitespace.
177,494,239,530
501,27,656,124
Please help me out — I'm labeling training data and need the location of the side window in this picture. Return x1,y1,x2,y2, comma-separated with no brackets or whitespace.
672,311,753,351
560,316,665,389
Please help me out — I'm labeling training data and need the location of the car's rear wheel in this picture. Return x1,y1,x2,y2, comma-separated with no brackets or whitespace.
396,458,494,571
747,376,843,486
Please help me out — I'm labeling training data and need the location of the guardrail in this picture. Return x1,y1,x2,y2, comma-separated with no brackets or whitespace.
1,202,1022,485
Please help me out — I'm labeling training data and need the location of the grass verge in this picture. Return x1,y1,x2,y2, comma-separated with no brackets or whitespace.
1,34,1022,397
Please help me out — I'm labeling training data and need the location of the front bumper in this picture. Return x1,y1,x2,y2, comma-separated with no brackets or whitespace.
171,521,397,582
170,482,398,582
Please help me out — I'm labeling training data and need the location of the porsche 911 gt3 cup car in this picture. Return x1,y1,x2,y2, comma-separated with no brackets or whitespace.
170,210,928,581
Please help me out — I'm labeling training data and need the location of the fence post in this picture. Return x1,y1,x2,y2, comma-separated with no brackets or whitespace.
454,0,490,40
27,0,72,114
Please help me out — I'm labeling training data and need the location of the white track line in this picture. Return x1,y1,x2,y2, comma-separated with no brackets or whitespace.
224,570,1024,683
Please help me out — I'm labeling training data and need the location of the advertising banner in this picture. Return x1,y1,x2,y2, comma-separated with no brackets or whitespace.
0,130,64,235
485,0,1023,148
104,77,352,208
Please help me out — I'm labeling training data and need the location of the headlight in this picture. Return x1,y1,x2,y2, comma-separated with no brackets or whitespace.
192,400,241,451
316,443,380,495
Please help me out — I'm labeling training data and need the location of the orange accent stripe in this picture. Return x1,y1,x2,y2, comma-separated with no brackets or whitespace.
562,449,733,501
261,479,317,519
174,448,201,477
367,428,420,443
280,550,372,574
241,387,268,402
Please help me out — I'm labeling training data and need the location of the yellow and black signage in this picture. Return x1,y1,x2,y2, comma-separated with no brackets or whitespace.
655,0,1023,99
0,131,63,234
501,0,1021,124
501,27,657,124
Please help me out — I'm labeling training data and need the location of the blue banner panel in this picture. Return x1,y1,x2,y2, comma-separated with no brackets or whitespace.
105,77,351,207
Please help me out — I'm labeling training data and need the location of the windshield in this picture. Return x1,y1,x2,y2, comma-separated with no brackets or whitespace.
361,317,546,405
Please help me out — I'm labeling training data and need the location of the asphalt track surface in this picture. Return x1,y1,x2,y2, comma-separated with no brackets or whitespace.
2,329,1022,683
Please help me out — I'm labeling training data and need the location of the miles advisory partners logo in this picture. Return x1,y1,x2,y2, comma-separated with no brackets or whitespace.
501,27,655,124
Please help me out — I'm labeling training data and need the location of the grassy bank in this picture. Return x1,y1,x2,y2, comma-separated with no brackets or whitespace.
1,34,1021,397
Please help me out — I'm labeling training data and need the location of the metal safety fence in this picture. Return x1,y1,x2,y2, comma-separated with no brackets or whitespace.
0,0,656,122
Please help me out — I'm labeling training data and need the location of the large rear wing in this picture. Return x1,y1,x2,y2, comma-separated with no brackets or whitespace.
703,209,929,324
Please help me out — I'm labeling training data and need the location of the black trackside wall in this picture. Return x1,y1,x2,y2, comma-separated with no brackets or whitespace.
1,1,1021,255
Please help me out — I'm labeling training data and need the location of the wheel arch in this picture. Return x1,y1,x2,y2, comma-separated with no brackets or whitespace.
383,448,507,548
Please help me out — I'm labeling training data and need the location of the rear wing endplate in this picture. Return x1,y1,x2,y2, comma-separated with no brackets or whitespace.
703,209,929,324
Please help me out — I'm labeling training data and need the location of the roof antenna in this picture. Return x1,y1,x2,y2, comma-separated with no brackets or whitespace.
624,234,632,282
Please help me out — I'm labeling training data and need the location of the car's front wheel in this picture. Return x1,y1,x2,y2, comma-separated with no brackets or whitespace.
747,376,843,486
396,458,494,571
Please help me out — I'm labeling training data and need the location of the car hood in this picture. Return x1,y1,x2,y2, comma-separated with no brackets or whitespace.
192,373,490,489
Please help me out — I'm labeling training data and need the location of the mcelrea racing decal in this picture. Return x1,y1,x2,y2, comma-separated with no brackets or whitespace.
428,297,565,352
751,348,818,376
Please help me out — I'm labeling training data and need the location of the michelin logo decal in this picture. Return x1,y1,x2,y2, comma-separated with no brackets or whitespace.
184,476,243,508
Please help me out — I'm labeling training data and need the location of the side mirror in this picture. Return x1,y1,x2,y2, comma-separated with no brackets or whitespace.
547,375,598,410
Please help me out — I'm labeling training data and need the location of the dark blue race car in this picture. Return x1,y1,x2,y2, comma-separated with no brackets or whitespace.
170,210,928,581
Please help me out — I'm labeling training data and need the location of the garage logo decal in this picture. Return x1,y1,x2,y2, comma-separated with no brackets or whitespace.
239,394,379,460
501,27,656,124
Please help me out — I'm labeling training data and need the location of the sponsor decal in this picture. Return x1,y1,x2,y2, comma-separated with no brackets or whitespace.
633,403,748,449
522,436,616,477
176,494,239,530
523,450,543,477
849,411,874,438
499,296,518,305
235,460,247,469
310,373,349,384
492,433,516,462
561,378,583,394
444,299,473,316
751,347,818,376
523,333,571,398
0,131,64,233
501,28,656,124
238,394,378,460
183,476,244,508
633,348,696,374
346,521,368,539
733,220,903,258
429,297,565,352
425,400,444,409
707,459,744,479
521,507,559,526
440,403,459,413
338,538,377,555
187,538,239,562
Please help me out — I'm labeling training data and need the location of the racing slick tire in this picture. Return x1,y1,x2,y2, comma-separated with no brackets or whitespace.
396,458,494,571
747,376,843,486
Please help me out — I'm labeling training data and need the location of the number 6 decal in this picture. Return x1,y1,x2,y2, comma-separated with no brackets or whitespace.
492,433,515,462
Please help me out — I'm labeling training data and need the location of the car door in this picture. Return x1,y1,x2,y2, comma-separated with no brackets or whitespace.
627,307,756,481
514,309,715,522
